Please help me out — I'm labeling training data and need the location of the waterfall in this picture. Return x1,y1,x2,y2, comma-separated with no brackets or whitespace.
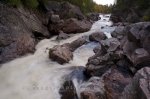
0,14,115,99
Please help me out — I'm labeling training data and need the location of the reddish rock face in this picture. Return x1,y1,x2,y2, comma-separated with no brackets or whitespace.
49,37,87,64
103,67,132,99
121,67,150,99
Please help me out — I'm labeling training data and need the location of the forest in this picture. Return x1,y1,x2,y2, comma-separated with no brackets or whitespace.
112,0,150,22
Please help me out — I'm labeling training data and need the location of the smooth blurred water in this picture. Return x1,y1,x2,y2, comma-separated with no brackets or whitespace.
0,14,115,99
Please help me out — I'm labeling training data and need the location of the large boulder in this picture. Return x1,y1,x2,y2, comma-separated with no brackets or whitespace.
122,22,150,69
48,18,92,34
101,38,120,52
111,26,125,40
80,77,106,99
44,1,85,20
49,37,87,64
103,67,132,99
62,18,92,33
121,67,150,99
59,66,86,99
89,32,107,42
49,43,73,64
0,3,49,63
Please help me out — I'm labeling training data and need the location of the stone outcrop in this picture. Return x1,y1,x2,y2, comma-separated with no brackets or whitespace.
48,18,92,34
44,1,85,20
49,37,87,64
121,67,150,99
0,3,50,63
80,77,106,99
89,32,107,42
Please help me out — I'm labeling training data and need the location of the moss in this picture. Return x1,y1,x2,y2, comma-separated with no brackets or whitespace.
143,16,150,21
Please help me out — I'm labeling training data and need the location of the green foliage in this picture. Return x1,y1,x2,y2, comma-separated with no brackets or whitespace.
6,0,22,7
112,0,150,22
5,0,39,9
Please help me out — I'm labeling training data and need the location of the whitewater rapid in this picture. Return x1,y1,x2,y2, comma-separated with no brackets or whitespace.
0,14,115,99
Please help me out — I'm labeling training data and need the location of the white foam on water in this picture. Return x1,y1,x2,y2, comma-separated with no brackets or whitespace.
0,14,115,99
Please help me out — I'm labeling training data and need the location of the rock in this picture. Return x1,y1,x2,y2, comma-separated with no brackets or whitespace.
0,3,49,63
103,67,132,99
111,26,125,40
49,37,87,64
69,37,88,51
56,31,70,40
126,12,140,23
86,53,113,77
101,38,120,52
59,66,86,99
126,22,150,42
87,13,100,21
110,15,122,23
49,14,60,24
89,32,107,42
62,18,92,33
121,67,150,99
131,48,150,69
48,18,92,34
80,77,106,99
45,1,85,20
93,44,102,54
49,43,73,64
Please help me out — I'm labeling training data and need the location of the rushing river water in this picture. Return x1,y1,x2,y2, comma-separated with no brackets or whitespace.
0,14,115,99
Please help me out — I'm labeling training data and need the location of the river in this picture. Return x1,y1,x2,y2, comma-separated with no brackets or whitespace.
0,14,115,99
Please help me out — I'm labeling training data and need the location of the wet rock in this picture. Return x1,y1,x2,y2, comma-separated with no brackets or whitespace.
103,67,132,99
121,67,150,99
93,44,102,54
59,66,86,99
89,32,107,42
69,37,88,51
56,31,70,40
49,43,73,64
80,77,107,99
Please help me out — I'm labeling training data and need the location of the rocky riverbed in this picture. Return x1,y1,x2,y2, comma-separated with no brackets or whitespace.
58,22,150,99
0,1,150,99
